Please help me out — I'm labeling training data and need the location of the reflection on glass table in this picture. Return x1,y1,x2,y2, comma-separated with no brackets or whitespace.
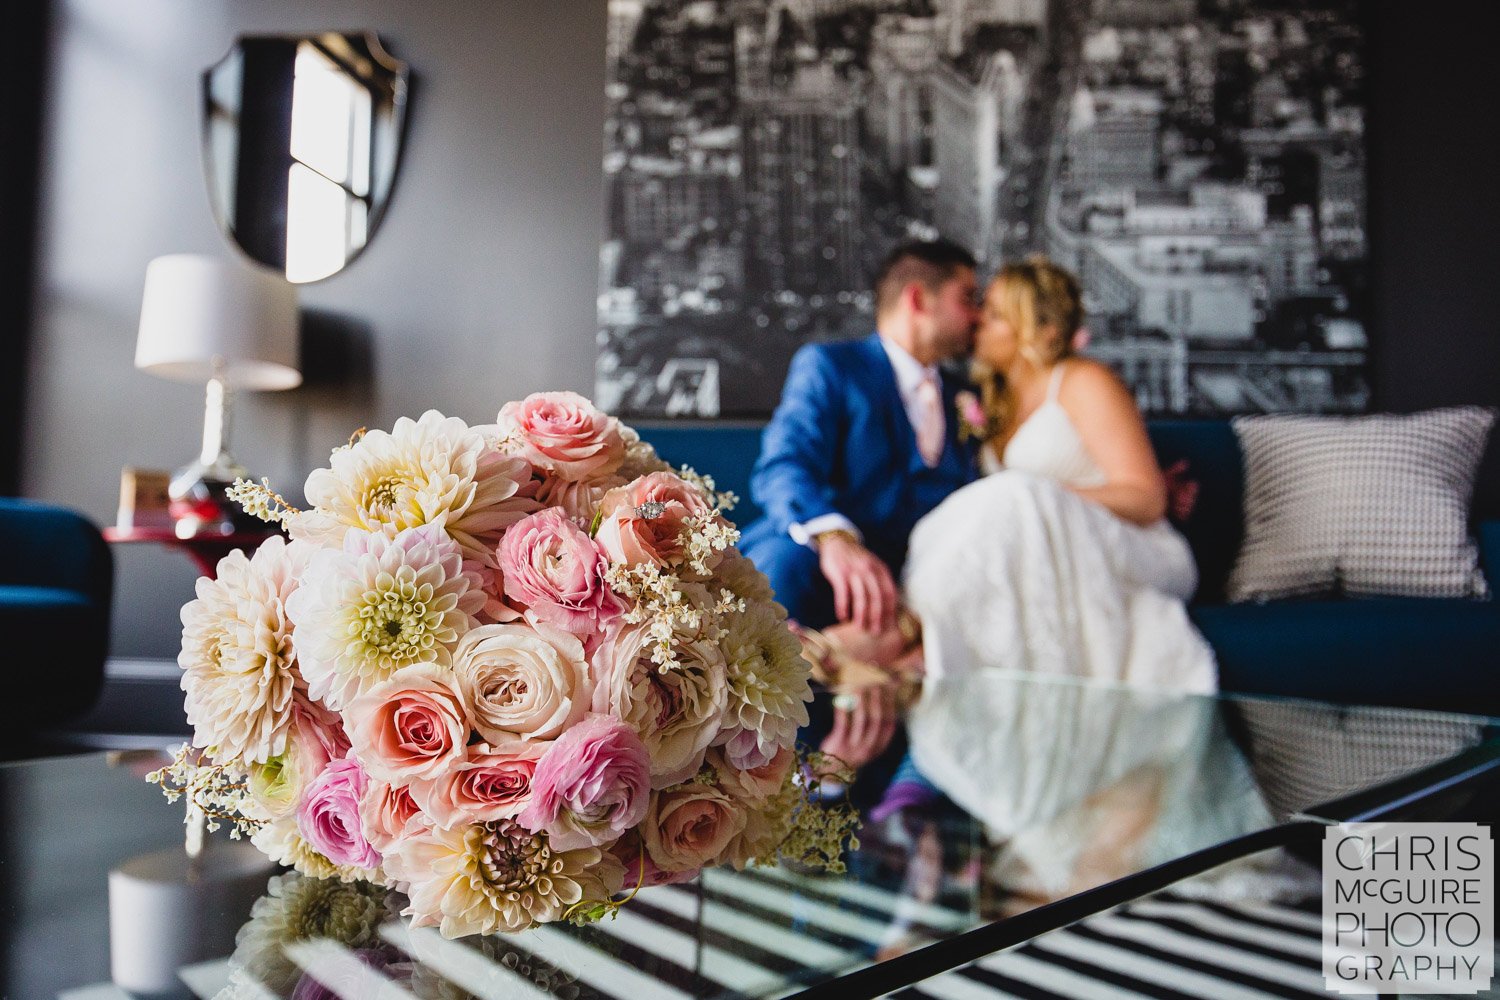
7,672,1496,1000
897,843,1500,1000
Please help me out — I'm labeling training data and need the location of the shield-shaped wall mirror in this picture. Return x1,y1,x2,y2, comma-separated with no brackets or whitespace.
203,33,409,283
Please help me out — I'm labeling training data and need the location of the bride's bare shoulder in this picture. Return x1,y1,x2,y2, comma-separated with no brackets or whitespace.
1061,357,1131,398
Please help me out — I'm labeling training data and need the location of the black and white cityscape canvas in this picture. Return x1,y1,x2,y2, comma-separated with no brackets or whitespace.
597,0,1369,419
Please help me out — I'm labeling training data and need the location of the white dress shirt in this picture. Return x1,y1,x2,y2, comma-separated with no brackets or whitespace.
788,336,942,547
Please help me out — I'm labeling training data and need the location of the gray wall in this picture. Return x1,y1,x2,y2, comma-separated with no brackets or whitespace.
24,0,607,657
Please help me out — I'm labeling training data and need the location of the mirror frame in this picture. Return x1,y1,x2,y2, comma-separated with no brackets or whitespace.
200,31,410,283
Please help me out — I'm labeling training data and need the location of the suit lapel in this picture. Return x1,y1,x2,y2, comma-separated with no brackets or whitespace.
856,334,919,463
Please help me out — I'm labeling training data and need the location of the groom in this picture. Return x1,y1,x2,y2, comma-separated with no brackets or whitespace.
740,238,982,798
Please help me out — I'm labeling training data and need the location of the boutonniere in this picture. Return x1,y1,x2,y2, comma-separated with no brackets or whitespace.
954,390,998,443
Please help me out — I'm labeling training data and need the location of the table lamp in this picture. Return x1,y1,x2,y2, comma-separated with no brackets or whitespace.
135,254,300,534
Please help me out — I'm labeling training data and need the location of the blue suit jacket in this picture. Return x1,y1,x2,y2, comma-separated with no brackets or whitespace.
747,333,979,570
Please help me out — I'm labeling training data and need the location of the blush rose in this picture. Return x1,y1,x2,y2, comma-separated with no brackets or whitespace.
498,391,625,482
343,665,470,785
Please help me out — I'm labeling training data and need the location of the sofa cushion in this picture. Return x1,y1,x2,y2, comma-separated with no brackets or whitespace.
1227,408,1495,602
1192,598,1500,716
1145,421,1245,603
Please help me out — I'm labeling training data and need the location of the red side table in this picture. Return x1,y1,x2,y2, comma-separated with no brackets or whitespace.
102,527,282,579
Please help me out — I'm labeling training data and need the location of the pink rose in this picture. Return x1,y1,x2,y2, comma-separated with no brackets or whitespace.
594,472,718,569
644,783,747,872
612,836,699,888
407,740,547,829
518,713,651,850
957,391,987,429
344,665,470,785
498,391,625,482
358,778,428,856
497,508,625,634
297,754,382,871
710,745,794,806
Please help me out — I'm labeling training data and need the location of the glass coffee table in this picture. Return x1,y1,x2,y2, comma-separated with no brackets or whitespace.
4,673,1496,1000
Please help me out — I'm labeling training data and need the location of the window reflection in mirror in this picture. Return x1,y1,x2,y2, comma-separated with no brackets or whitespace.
202,33,407,284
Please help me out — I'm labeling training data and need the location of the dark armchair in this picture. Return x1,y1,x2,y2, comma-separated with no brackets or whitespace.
0,497,112,727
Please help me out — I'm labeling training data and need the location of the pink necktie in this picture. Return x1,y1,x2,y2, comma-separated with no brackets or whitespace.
915,372,945,467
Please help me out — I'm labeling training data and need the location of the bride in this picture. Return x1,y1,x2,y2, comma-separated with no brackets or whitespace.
905,254,1213,694
808,257,1237,891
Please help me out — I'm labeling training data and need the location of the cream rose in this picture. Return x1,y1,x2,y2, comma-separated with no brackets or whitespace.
451,621,593,743
591,622,728,788
643,783,747,872
358,778,429,858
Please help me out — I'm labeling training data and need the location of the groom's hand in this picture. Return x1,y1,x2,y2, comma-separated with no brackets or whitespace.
817,532,898,632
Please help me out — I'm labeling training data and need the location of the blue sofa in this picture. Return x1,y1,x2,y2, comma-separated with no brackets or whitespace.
0,497,112,727
637,421,1500,718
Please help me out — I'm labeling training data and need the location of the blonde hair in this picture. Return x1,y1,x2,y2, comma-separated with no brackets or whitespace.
975,255,1085,443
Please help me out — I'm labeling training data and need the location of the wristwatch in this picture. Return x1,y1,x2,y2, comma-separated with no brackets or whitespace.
813,528,861,549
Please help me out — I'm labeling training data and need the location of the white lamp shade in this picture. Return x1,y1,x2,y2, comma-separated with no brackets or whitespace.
135,254,302,390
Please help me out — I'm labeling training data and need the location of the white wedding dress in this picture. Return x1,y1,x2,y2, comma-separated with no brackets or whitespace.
901,366,1269,897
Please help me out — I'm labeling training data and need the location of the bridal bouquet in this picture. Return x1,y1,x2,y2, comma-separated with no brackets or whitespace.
151,392,854,938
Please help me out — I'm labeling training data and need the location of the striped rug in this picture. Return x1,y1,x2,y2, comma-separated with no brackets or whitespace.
885,891,1377,1000
65,868,1375,1000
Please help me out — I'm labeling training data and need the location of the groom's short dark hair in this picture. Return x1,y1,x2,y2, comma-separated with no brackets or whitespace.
874,238,977,316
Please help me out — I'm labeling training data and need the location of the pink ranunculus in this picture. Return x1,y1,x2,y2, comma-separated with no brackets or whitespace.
343,665,470,786
297,754,382,871
711,744,795,806
643,783,747,873
358,777,428,856
716,725,779,771
407,739,547,829
593,472,718,569
612,835,699,888
496,508,625,634
498,391,625,483
517,713,651,851
246,697,353,820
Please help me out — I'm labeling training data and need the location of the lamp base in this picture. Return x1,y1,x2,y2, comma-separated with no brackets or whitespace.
169,459,260,535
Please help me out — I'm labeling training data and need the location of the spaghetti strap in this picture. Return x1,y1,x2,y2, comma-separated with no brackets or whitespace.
1046,363,1066,403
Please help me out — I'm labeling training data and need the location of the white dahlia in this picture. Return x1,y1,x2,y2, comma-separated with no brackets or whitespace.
179,536,313,765
715,603,813,766
710,549,779,608
293,409,538,565
286,524,485,710
394,820,624,937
